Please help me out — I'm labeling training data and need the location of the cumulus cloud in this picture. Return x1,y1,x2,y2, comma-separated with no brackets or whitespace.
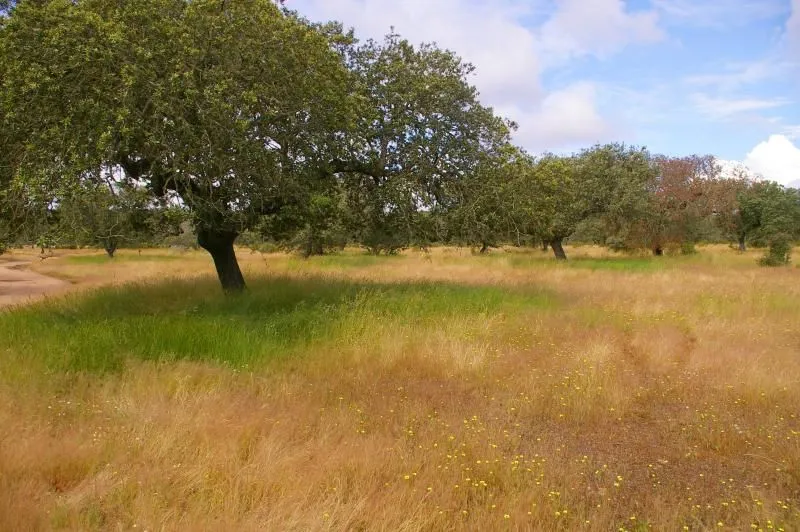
290,0,545,106
501,82,616,152
744,135,800,186
289,0,663,152
540,0,664,62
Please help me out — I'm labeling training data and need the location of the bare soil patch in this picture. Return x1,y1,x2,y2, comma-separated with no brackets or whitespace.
0,259,71,308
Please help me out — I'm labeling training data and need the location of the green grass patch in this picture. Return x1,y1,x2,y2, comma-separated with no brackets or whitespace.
64,253,183,264
285,253,405,270
0,275,556,374
565,257,668,272
508,255,669,272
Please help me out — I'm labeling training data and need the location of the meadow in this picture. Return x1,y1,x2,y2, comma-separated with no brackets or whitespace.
0,245,799,530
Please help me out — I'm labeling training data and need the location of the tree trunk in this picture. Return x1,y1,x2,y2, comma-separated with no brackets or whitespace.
653,246,664,256
737,234,746,252
104,238,117,258
541,241,549,252
302,240,324,258
197,228,246,293
479,242,489,254
550,238,567,260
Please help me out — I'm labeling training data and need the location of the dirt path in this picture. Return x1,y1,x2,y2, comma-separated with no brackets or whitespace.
0,260,71,308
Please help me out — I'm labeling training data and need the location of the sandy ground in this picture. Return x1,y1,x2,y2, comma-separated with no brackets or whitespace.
0,258,71,308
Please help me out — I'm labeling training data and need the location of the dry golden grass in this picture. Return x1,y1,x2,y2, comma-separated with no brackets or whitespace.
1,245,799,530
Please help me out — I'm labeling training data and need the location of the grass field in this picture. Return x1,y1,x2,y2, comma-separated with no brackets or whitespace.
1,245,799,530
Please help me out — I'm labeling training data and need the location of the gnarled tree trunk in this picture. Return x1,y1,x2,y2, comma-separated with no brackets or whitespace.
550,238,567,260
104,238,118,258
197,228,246,293
738,234,746,252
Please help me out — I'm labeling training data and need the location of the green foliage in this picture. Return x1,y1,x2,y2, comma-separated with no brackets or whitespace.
568,216,608,246
260,191,350,256
58,182,141,256
737,182,799,266
759,234,792,267
18,177,191,255
503,144,656,259
680,241,697,255
3,1,796,280
339,32,513,254
0,0,352,280
1,2,511,288
161,221,198,250
35,232,58,253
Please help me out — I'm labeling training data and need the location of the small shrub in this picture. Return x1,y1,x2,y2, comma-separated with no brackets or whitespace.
759,234,792,267
605,236,629,252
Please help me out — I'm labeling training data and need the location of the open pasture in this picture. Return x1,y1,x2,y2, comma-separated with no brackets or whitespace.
1,246,799,530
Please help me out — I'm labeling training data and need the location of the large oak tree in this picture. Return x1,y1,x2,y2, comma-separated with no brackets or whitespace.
1,0,511,289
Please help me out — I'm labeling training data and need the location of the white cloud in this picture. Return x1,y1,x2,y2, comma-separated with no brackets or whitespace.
788,0,800,52
290,0,545,106
289,0,663,151
785,124,800,139
744,135,800,186
685,60,795,90
716,159,758,180
654,0,787,28
503,82,616,152
690,93,790,120
540,0,664,62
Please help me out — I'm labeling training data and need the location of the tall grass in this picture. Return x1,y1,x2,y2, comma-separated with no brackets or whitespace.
0,276,555,374
1,246,799,531
64,253,183,264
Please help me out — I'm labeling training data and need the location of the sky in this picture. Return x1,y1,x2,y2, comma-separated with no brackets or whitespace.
287,0,800,186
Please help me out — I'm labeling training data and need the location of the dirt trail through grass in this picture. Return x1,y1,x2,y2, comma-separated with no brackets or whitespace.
0,259,70,308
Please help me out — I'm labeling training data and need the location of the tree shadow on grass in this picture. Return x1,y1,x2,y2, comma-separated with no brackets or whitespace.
1,275,557,374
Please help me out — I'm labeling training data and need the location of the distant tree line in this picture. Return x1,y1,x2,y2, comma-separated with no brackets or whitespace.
1,1,798,289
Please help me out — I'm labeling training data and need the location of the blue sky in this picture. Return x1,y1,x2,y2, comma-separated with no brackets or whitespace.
289,0,800,185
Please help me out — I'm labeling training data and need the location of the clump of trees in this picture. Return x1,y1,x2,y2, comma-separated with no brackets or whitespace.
1,0,798,285
0,1,510,289
56,180,189,257
736,182,799,266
